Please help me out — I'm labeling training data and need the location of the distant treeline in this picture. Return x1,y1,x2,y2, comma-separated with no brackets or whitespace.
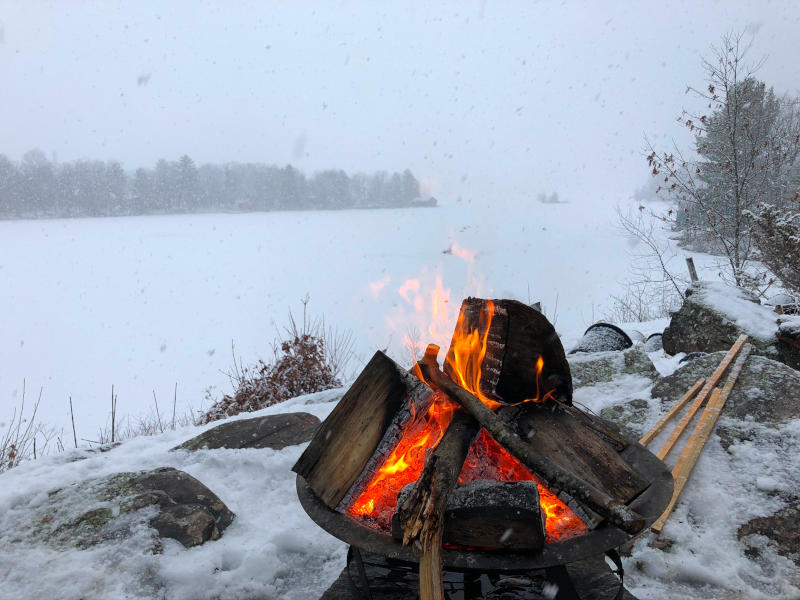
0,150,433,219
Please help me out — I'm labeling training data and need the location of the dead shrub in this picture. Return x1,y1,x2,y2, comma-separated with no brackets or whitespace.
200,298,353,424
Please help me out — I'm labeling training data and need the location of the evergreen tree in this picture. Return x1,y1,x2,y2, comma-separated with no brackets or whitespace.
648,32,800,288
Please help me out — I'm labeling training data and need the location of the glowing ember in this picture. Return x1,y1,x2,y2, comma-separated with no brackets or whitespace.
348,299,587,542
349,391,458,528
459,430,588,541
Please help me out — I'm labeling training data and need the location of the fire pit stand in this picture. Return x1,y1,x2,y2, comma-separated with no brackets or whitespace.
301,434,671,600
296,435,672,571
296,298,675,599
319,545,635,600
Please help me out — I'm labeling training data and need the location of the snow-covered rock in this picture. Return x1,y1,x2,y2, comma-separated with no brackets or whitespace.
0,393,346,600
11,467,234,553
652,352,800,425
569,347,659,388
738,507,800,567
662,281,800,371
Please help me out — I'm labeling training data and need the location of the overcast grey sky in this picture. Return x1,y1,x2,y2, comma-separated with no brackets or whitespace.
1,1,799,205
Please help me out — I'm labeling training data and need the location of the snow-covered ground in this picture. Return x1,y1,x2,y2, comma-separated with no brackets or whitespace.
0,199,717,437
0,390,348,600
2,373,797,600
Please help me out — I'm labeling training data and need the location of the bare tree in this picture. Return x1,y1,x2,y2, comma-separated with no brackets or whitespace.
646,31,800,289
611,206,686,322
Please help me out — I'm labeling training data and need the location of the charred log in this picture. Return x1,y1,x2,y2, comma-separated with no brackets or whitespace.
395,407,479,600
393,480,546,550
507,403,649,508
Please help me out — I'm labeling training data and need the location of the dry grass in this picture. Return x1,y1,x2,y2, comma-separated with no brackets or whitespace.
1,381,60,473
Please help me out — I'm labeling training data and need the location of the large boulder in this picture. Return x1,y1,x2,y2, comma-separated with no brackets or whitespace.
21,467,234,551
651,352,800,425
662,281,800,371
174,412,320,452
569,347,659,388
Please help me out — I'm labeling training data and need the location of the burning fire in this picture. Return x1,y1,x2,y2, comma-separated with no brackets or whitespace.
445,299,502,411
348,391,458,526
348,300,587,543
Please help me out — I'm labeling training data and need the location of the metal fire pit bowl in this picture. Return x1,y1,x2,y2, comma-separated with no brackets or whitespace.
296,434,673,572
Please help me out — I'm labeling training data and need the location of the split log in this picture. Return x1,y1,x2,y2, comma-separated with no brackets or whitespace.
418,344,646,534
395,407,479,600
511,402,650,512
392,480,546,550
292,351,434,509
443,298,573,405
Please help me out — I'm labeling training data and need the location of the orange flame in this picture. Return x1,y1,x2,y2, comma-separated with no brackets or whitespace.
444,300,502,410
515,355,558,405
348,299,586,542
459,429,588,541
349,390,458,528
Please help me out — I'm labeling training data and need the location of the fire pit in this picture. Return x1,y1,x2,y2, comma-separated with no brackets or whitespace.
297,437,671,571
294,298,673,598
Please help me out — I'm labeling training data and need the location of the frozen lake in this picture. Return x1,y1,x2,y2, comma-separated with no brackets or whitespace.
1,200,644,436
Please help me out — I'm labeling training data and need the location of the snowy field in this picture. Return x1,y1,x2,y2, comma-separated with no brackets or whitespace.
0,199,689,436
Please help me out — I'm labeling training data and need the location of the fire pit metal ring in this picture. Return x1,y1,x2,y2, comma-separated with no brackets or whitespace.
296,438,673,571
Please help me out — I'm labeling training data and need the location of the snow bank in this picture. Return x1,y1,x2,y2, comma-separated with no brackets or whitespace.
0,390,346,600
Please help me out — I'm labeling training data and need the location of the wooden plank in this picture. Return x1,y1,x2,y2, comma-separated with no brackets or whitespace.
651,344,752,534
514,403,650,506
639,377,706,446
292,351,434,508
656,335,748,460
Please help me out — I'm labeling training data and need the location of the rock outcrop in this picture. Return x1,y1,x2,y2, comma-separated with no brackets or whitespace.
22,467,234,551
174,412,320,452
738,505,800,567
569,347,659,388
651,352,800,425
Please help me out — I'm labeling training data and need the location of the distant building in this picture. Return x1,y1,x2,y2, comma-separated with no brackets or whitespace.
410,196,437,208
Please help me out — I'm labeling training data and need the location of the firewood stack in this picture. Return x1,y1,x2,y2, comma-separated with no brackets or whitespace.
293,298,651,600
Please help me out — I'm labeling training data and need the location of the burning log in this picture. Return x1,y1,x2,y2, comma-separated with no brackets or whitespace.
418,344,647,534
293,351,435,509
444,298,573,405
395,408,479,600
392,480,546,550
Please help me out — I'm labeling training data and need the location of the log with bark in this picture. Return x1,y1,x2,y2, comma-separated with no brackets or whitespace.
395,407,479,600
443,298,573,405
392,480,546,550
